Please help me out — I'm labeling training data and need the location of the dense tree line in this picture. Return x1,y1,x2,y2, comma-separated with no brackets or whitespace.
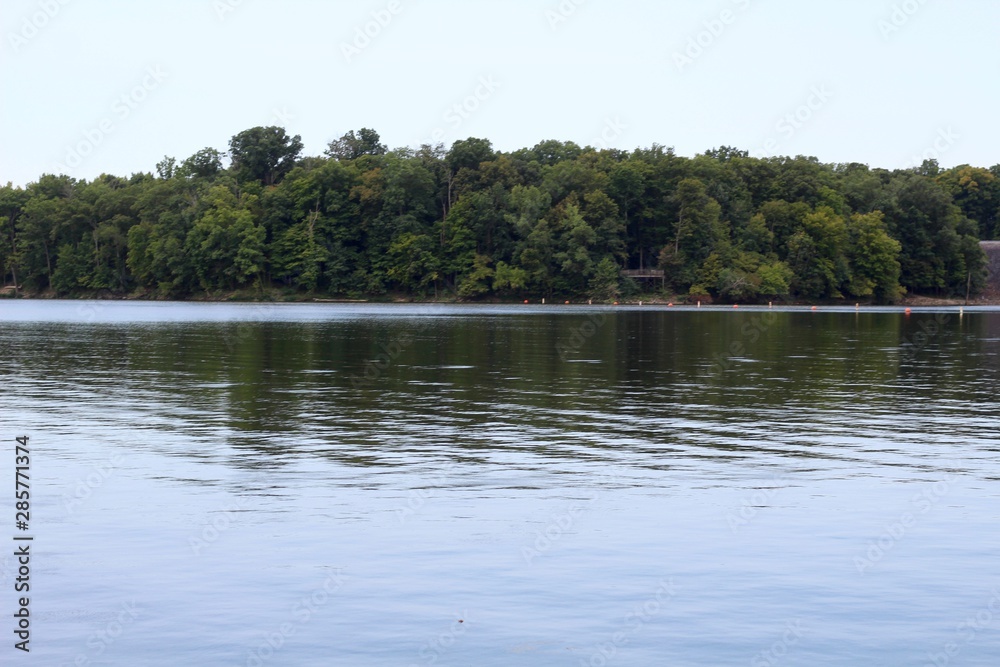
1,127,995,303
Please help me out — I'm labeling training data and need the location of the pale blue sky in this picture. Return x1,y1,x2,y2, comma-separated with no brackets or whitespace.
1,0,997,186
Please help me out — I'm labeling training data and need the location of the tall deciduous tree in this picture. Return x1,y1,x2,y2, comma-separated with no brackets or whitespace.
326,128,387,162
229,127,303,186
846,211,903,302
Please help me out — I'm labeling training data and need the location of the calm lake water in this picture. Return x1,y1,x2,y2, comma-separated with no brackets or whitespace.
2,301,999,666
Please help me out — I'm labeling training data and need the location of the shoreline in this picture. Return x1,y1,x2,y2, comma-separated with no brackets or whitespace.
3,290,1000,308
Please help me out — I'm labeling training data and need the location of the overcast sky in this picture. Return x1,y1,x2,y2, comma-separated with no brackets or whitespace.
1,0,997,187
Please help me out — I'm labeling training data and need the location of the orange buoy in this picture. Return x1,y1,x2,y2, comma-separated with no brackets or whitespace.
905,308,912,314
668,302,674,307
811,306,818,311
733,304,739,309
565,301,570,305
524,300,529,304
613,301,619,305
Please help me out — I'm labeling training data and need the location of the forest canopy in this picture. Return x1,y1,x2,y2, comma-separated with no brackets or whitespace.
1,128,995,303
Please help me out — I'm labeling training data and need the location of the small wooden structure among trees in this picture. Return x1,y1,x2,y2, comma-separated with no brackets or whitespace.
621,269,665,289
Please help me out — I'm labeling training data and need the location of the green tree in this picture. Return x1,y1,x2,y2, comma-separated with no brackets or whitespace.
937,166,998,239
386,232,439,294
185,186,265,290
270,212,329,291
493,261,528,295
229,127,303,186
881,175,965,294
457,254,494,298
447,138,496,173
0,185,29,292
553,202,597,292
51,243,92,293
326,128,387,161
589,255,621,301
156,156,177,180
660,178,727,288
846,211,903,302
179,148,225,180
757,261,793,297
786,207,849,298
